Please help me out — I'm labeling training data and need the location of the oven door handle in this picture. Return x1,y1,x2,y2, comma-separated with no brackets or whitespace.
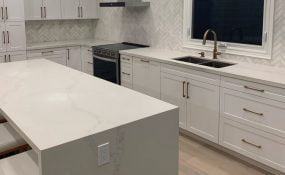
93,55,117,63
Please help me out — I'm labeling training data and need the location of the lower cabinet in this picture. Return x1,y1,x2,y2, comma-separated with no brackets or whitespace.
81,47,93,75
161,68,219,143
27,48,67,66
67,47,82,71
133,57,161,99
0,51,26,63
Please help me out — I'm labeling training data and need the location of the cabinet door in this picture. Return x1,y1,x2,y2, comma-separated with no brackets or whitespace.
4,0,25,22
43,0,61,19
0,53,5,63
0,22,6,52
5,22,26,52
187,79,220,143
24,0,43,20
80,0,98,19
8,51,26,62
133,58,161,99
61,0,80,19
67,47,81,71
161,72,187,129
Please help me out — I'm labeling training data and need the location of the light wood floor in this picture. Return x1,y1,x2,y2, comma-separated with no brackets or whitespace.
179,135,270,175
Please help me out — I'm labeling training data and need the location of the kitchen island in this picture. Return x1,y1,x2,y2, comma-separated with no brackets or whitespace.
0,59,179,175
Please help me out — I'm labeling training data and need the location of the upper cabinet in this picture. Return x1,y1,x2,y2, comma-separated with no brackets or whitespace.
1,0,25,22
24,0,61,20
61,0,98,19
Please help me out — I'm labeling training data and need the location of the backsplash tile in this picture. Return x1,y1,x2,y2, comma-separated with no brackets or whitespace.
94,0,285,67
26,20,96,44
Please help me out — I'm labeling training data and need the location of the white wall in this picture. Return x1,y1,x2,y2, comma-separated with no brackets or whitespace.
94,0,285,67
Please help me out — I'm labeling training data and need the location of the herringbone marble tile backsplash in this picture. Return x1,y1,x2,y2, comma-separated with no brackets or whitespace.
27,0,285,67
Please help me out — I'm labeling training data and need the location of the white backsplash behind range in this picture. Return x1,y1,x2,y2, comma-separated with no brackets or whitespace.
94,0,285,67
26,20,96,44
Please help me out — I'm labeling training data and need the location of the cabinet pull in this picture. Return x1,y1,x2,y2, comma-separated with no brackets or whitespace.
244,86,265,93
8,54,10,62
243,108,263,116
2,31,5,44
182,81,186,98
122,72,130,76
6,31,9,44
4,55,6,62
186,82,190,99
241,139,262,149
41,51,54,55
67,49,70,60
1,7,3,20
78,7,80,18
140,59,150,63
5,7,7,20
40,7,43,18
87,61,93,65
44,7,46,18
122,57,130,61
80,7,83,18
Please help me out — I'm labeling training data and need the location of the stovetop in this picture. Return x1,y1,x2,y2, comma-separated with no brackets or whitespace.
93,42,148,59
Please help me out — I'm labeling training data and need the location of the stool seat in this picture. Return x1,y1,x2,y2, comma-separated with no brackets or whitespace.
0,123,26,153
0,150,38,175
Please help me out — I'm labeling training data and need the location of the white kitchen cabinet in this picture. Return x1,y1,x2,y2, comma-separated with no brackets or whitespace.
7,51,26,62
133,57,161,99
27,48,66,66
80,0,98,19
187,79,219,143
161,65,220,143
67,47,82,71
24,0,61,20
0,53,5,63
0,23,5,52
81,47,93,75
161,72,187,129
61,0,80,19
2,0,25,22
5,22,26,52
61,0,98,19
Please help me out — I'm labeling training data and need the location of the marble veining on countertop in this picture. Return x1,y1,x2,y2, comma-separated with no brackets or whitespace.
0,59,176,151
27,39,116,50
120,48,285,89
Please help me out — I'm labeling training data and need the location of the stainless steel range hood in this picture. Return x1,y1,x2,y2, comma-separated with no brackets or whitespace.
100,0,150,7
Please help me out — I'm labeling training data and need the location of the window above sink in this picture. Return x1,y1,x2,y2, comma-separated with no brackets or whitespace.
183,0,275,59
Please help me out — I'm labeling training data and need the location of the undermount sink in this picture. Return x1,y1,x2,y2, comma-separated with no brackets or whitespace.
200,61,235,68
173,56,235,68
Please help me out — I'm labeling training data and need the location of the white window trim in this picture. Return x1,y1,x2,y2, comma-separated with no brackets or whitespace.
183,0,275,59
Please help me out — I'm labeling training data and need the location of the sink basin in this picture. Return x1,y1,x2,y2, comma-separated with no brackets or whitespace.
200,61,235,68
174,57,210,64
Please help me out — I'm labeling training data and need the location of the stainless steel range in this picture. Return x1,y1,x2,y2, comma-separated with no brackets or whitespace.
93,42,148,84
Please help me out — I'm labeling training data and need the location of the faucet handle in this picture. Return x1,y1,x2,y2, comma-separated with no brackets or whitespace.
198,52,205,57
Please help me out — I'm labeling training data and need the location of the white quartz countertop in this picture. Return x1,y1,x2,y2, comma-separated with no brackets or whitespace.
120,48,285,89
27,39,116,50
0,59,176,152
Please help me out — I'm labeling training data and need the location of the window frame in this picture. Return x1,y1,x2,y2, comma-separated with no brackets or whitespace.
183,0,275,59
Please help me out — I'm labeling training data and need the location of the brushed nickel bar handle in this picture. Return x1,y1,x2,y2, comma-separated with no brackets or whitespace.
41,51,54,54
186,82,190,99
122,57,130,61
122,72,130,76
80,7,83,18
140,59,150,63
182,81,186,98
243,108,263,116
1,7,3,20
244,86,265,93
6,31,9,44
2,31,5,44
87,61,93,65
5,7,7,20
40,7,43,18
44,7,46,18
241,139,262,149
8,54,10,62
67,49,70,60
4,55,6,62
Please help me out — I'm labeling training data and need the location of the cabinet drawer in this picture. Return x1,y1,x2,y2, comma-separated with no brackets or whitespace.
27,48,66,59
220,118,285,173
81,47,93,62
221,88,285,138
221,76,285,103
82,60,93,75
121,64,132,84
121,55,132,64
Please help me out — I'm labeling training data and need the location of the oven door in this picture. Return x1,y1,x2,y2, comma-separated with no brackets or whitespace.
93,55,120,84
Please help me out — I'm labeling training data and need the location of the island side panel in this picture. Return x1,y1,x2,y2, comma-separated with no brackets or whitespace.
39,108,179,175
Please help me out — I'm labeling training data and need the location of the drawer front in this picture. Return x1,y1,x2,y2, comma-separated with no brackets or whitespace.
121,64,132,84
220,118,285,173
221,88,285,138
121,55,132,64
81,47,93,62
27,48,66,59
221,76,285,103
82,60,93,75
121,81,132,89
